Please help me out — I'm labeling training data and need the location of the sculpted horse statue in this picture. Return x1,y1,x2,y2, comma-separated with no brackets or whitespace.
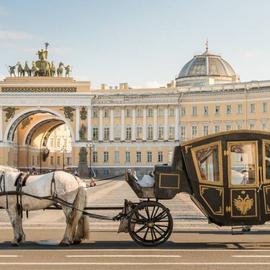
9,65,16,77
17,62,24,77
31,61,39,76
65,65,72,77
57,62,64,77
24,61,31,77
0,166,89,246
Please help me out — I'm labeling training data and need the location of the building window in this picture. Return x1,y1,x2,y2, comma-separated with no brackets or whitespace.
114,125,121,140
226,124,231,131
192,126,197,137
237,104,242,114
32,156,35,165
104,127,110,141
67,157,71,166
50,138,54,147
180,126,186,139
126,109,131,118
158,151,163,163
262,123,267,130
147,108,153,117
226,105,232,114
93,110,98,118
104,109,109,118
136,108,143,118
125,152,130,163
180,106,186,116
169,126,175,140
237,122,243,130
147,152,152,163
126,127,132,140
263,102,268,113
192,106,197,116
57,156,60,165
204,106,208,116
93,151,98,163
136,126,142,139
249,123,255,129
250,104,255,113
158,108,164,117
136,152,141,163
114,151,120,164
168,108,175,117
104,151,109,163
147,126,153,140
114,110,120,118
215,105,220,115
93,128,99,141
215,125,220,133
203,125,208,136
50,156,54,165
158,126,164,140
57,138,60,148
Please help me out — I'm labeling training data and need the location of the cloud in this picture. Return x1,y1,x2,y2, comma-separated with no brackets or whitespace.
0,30,32,41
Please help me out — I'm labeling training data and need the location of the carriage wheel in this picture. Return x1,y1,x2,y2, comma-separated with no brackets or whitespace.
128,201,173,246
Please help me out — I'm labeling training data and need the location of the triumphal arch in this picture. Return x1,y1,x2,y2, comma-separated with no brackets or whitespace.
0,44,94,175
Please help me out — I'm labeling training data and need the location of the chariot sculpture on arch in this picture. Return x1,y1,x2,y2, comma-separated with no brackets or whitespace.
8,42,72,78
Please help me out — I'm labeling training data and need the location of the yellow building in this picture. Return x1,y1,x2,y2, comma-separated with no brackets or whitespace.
0,45,269,177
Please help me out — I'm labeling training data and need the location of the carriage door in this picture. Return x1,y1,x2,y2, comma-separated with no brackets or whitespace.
261,140,270,219
226,141,261,221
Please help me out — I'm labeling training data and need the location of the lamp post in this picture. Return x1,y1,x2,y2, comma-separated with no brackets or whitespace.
86,143,94,178
61,141,66,171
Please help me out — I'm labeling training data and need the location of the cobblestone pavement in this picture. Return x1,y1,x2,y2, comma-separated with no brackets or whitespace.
0,179,269,232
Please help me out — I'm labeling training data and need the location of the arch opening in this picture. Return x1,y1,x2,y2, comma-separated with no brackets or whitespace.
5,109,73,172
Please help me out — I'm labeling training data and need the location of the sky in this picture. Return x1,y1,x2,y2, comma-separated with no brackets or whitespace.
0,0,269,88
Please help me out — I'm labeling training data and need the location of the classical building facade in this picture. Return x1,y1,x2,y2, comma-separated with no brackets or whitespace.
0,45,269,177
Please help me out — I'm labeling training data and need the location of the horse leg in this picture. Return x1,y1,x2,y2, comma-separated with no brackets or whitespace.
60,206,73,246
73,189,88,244
7,206,23,246
73,215,89,245
60,187,87,245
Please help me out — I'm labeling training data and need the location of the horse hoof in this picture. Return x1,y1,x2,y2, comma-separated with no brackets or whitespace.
59,241,70,247
11,242,19,247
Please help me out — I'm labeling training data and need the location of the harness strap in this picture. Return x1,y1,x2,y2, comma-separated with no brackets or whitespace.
50,172,57,198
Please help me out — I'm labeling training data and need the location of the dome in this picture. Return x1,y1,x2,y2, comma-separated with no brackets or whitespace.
176,48,239,87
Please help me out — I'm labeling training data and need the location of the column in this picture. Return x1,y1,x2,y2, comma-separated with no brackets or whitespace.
164,107,168,141
87,106,92,141
175,107,179,141
153,107,158,141
75,107,80,141
110,109,114,141
99,109,103,141
121,108,125,141
132,108,136,141
143,108,147,141
0,106,2,141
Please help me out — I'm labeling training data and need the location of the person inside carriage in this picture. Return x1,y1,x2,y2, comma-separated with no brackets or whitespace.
128,169,155,188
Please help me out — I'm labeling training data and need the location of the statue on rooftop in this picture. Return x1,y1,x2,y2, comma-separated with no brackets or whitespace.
65,65,72,77
9,65,16,77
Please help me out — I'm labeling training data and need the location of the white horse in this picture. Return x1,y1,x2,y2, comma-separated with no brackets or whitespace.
0,166,89,246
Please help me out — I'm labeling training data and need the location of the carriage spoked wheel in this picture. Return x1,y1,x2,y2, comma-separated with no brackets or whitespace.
128,201,173,246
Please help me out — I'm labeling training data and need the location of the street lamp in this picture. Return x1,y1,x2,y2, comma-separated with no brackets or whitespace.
86,142,94,178
61,141,66,171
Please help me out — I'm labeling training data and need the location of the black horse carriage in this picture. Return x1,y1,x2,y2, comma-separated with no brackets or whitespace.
122,130,270,246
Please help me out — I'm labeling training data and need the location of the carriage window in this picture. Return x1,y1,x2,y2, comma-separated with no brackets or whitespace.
192,142,222,183
263,141,270,181
228,142,257,186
